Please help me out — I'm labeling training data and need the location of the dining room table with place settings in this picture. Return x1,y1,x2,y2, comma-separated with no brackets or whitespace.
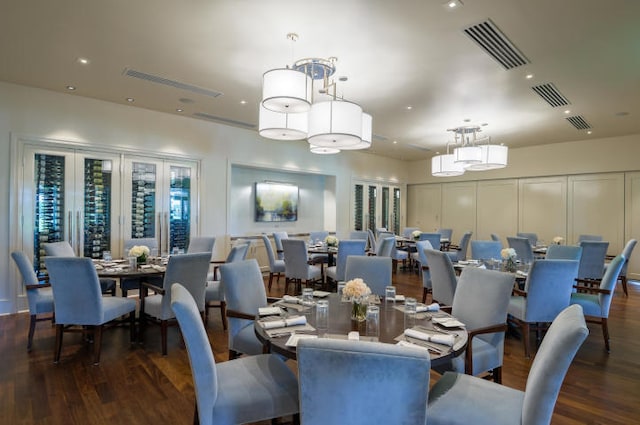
254,292,468,367
93,257,167,280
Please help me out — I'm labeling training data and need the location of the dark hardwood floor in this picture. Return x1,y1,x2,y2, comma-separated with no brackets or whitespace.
1,268,639,424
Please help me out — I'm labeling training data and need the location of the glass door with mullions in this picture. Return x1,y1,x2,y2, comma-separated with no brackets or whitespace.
352,181,401,234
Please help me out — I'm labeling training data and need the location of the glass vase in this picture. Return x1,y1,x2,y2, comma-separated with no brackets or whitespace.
351,297,367,322
504,258,517,273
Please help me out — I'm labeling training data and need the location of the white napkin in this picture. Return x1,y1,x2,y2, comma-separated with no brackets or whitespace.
416,302,439,312
260,315,307,330
404,328,455,346
396,340,431,352
282,295,301,304
432,317,466,328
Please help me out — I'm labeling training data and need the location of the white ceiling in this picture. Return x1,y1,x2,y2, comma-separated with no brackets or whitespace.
1,0,639,160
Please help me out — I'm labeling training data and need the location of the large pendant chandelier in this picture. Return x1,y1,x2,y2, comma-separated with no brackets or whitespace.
259,34,372,154
431,125,508,177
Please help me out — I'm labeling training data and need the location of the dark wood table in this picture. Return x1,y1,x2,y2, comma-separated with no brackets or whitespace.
307,245,338,267
255,293,468,367
95,259,166,279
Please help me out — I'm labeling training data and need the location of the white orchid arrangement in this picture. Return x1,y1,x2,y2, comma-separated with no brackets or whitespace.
128,245,150,260
325,235,339,247
412,230,422,240
501,247,517,260
343,278,371,299
553,236,564,244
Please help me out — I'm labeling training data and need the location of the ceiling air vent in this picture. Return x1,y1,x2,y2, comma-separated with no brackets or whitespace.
123,68,223,98
463,19,530,70
531,83,571,108
192,112,256,129
566,115,591,130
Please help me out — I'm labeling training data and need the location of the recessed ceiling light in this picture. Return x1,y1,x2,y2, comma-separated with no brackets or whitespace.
126,97,135,102
587,130,593,135
406,106,413,110
525,74,534,79
615,111,629,117
77,57,90,65
66,85,76,91
393,140,398,144
176,108,184,113
240,100,247,105
444,0,463,8
564,109,571,114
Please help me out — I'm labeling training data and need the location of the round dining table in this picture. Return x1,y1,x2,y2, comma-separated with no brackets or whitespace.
254,293,468,368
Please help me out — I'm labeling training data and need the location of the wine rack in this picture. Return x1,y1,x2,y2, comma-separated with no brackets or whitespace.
368,185,377,232
354,184,363,231
131,162,156,239
393,188,401,235
169,166,191,251
382,187,390,230
34,154,65,275
83,159,112,258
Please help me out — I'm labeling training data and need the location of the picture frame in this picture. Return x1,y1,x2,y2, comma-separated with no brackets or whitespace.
254,182,298,222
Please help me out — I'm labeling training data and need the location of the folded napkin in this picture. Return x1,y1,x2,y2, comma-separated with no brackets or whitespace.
416,302,439,312
260,315,307,330
151,264,166,272
516,270,528,277
404,328,455,346
396,340,431,352
432,317,465,328
282,295,301,304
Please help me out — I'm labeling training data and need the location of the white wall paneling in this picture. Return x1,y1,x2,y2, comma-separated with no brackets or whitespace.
441,181,477,243
476,179,518,244
406,184,442,233
518,177,568,246
625,172,640,279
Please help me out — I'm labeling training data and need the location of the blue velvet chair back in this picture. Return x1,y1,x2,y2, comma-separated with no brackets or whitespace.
620,238,637,277
43,241,75,256
517,232,538,247
367,229,376,252
507,236,535,264
545,244,583,261
344,256,392,296
597,255,624,317
12,251,54,315
272,231,289,260
261,234,284,272
424,248,457,305
419,232,441,251
375,236,395,257
297,338,431,425
227,243,249,262
187,236,215,254
332,239,367,282
415,240,434,289
159,253,212,318
521,259,580,322
490,233,502,245
349,230,369,241
437,228,453,241
456,231,473,261
123,237,158,254
402,227,419,238
309,230,329,244
577,241,609,280
577,234,603,243
471,240,502,261
282,239,312,280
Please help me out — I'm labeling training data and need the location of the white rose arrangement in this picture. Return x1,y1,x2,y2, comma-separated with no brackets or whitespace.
553,236,564,244
501,247,517,260
128,245,150,262
325,235,339,247
343,278,371,299
412,230,422,240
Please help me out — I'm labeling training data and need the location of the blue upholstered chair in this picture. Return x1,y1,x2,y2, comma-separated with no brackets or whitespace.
576,240,609,282
11,251,55,351
577,234,603,243
349,231,369,251
507,236,535,265
471,240,502,261
490,233,502,245
424,248,458,307
428,304,589,425
272,231,288,260
375,236,395,258
508,259,580,357
616,238,637,295
139,252,211,355
377,231,408,271
344,255,392,296
120,237,161,297
411,233,441,263
545,244,583,261
571,254,624,352
44,257,137,364
170,283,299,425
282,239,323,295
308,230,330,265
205,244,249,329
434,267,515,383
446,231,472,262
437,228,453,242
413,240,434,302
187,236,215,254
517,232,538,247
325,239,367,285
297,338,431,425
261,235,285,291
220,259,270,359
402,227,420,238
44,241,117,296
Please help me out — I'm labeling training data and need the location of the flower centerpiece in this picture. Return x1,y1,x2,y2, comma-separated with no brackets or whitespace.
501,247,517,272
129,245,150,264
553,236,564,245
343,278,371,322
325,235,339,247
412,230,422,241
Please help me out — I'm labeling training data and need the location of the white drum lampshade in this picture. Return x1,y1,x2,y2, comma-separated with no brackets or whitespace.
258,104,308,140
307,100,363,148
262,68,312,113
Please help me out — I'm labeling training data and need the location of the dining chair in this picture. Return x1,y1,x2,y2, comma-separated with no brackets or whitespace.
507,236,535,265
282,239,322,295
139,252,211,355
272,231,289,260
571,254,624,352
374,236,395,258
517,232,538,247
325,239,367,286
170,283,299,425
402,227,420,238
507,259,580,357
120,237,161,297
367,228,377,254
261,234,285,291
576,240,609,283
308,230,330,266
410,232,441,262
349,230,369,246
187,236,215,254
577,234,603,243
43,241,117,296
433,267,515,383
428,304,589,425
437,228,453,242
445,231,472,262
297,338,431,425
11,251,55,351
44,257,137,364
344,255,392,296
204,243,249,329
424,248,458,306
545,244,583,261
471,240,502,261
412,240,434,302
615,238,637,296
220,259,275,359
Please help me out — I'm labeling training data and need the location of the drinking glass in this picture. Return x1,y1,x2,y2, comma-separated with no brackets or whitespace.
366,305,380,337
127,256,137,270
337,281,346,297
385,286,396,303
301,287,314,307
315,299,329,334
404,297,417,329
102,250,112,262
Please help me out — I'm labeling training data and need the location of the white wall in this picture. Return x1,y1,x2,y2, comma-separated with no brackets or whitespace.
0,81,408,313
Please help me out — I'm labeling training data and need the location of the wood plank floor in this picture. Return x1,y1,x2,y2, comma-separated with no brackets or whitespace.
1,268,639,424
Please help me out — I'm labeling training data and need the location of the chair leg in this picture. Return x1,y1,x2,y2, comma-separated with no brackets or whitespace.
54,324,64,363
620,276,628,296
422,287,429,304
193,401,199,425
284,278,290,295
522,321,531,359
268,272,274,291
228,349,239,360
93,325,104,365
492,366,503,384
129,311,136,343
161,320,168,356
602,317,610,353
220,301,227,330
27,314,37,351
